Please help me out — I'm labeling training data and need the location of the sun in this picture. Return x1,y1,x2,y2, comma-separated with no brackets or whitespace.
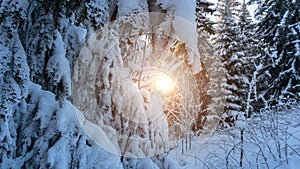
154,73,176,95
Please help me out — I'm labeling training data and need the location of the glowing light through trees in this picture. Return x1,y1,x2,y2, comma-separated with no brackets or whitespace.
154,73,176,96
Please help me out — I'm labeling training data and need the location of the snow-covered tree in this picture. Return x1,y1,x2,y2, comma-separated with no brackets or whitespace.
0,0,30,166
251,0,300,104
0,0,204,168
235,1,258,118
14,83,124,169
23,8,55,86
194,0,215,131
73,0,193,167
22,1,67,98
64,25,87,77
196,0,215,35
211,0,258,127
46,31,71,105
20,0,95,104
212,0,242,126
75,0,110,36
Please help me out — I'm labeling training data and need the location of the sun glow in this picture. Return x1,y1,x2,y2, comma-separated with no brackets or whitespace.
154,74,176,95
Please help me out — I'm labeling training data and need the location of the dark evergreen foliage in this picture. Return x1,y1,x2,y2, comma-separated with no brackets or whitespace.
253,0,300,103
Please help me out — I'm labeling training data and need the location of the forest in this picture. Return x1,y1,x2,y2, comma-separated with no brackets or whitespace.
0,0,299,168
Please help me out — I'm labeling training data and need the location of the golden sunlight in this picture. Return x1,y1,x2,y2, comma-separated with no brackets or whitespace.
154,74,176,95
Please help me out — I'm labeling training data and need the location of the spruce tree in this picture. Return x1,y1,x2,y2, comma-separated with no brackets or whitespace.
236,1,257,117
196,0,215,35
212,0,244,126
253,0,300,103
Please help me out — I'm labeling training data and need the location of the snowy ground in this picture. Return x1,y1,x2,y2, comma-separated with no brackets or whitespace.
169,105,300,169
